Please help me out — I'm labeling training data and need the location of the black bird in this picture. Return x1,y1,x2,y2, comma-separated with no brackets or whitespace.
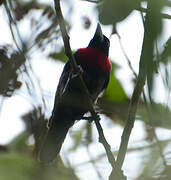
39,24,111,163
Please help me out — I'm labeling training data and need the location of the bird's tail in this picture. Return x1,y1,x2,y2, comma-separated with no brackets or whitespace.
39,114,73,164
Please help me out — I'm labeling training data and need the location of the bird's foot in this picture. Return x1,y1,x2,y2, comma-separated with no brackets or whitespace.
82,113,100,123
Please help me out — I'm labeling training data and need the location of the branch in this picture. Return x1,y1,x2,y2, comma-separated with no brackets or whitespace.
4,0,47,111
136,6,171,20
142,93,167,167
113,0,156,170
118,11,166,168
110,1,158,178
54,0,125,179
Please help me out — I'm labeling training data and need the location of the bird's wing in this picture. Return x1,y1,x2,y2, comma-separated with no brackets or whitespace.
55,61,72,102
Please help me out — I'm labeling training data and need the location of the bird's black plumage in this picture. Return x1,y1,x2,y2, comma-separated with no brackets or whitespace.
39,24,111,163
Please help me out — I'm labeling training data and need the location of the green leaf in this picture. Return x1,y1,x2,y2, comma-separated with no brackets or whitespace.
49,49,68,63
8,132,30,153
97,0,140,25
104,73,127,102
111,61,121,72
0,153,37,180
146,0,164,40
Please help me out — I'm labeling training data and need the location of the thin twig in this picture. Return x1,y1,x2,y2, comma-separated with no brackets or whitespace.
81,0,103,4
75,138,171,168
117,12,167,169
4,0,47,112
86,147,104,180
143,40,167,167
54,0,125,179
142,92,167,167
4,1,21,51
116,33,138,79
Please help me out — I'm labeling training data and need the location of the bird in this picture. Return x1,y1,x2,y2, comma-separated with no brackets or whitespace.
39,23,112,163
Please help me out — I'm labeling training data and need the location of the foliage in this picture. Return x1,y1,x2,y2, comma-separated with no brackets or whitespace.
98,0,140,24
0,0,171,179
0,47,24,96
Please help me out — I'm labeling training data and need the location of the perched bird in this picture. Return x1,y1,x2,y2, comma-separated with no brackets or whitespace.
39,24,112,163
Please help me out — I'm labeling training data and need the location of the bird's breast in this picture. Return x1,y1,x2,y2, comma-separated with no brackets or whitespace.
76,47,112,73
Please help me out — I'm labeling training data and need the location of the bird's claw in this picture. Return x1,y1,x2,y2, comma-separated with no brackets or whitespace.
94,113,100,121
82,112,100,123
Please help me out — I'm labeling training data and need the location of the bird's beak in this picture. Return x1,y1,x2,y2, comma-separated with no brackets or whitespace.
94,23,103,41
